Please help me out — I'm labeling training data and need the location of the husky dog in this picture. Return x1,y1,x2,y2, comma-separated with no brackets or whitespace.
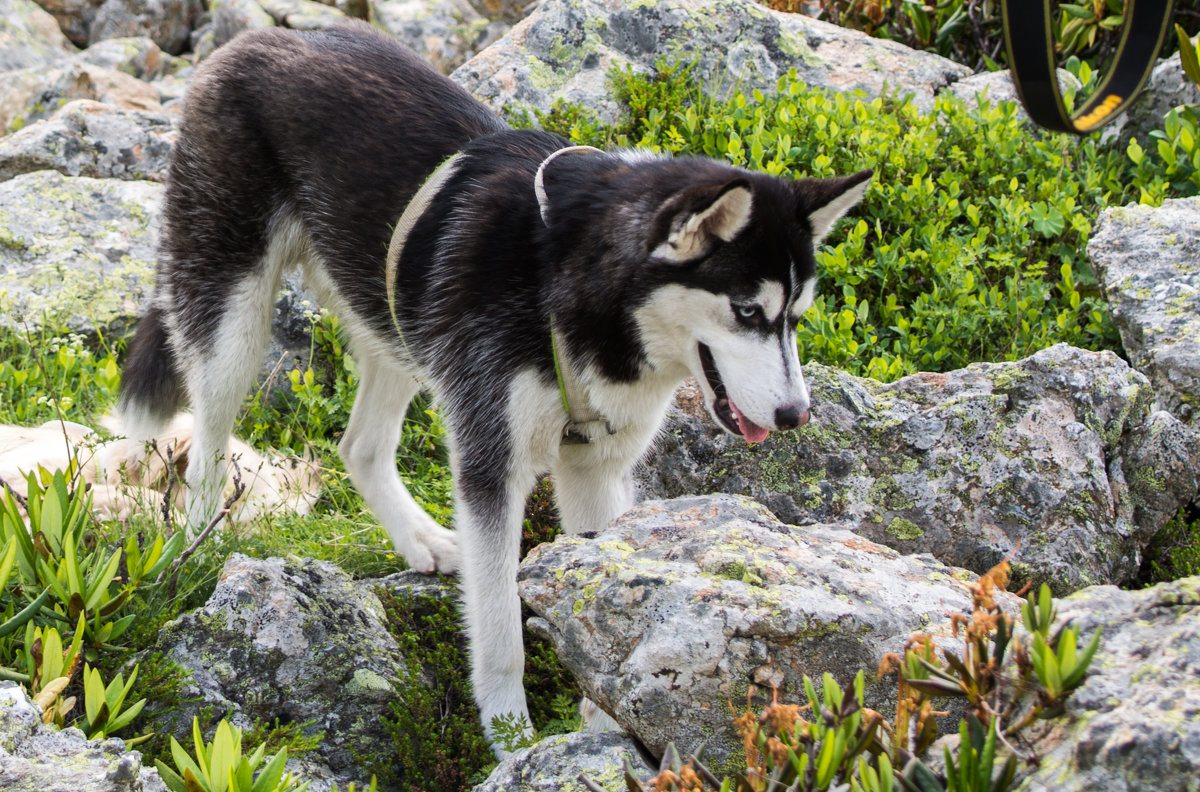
118,21,871,745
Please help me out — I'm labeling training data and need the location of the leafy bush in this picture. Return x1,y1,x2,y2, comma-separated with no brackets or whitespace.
539,64,1130,382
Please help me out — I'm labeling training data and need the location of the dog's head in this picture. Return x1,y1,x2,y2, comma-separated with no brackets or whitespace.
539,150,870,442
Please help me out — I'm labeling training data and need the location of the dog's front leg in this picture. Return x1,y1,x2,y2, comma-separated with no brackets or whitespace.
554,443,636,535
455,450,536,755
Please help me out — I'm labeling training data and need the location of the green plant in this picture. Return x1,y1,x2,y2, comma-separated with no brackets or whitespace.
536,64,1132,382
155,717,308,792
0,328,122,426
79,662,148,743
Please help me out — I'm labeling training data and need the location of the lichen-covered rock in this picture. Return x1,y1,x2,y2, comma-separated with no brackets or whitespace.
73,35,185,81
518,494,1018,773
0,169,162,329
32,0,105,48
472,730,655,792
88,0,204,54
373,0,510,74
145,555,412,790
0,682,168,792
210,0,277,48
259,0,347,30
1,0,77,71
0,60,161,132
1013,577,1200,791
450,0,970,123
0,99,177,182
639,346,1200,594
1090,197,1200,428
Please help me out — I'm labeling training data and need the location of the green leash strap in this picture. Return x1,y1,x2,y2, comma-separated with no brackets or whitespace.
385,152,464,359
1002,0,1176,134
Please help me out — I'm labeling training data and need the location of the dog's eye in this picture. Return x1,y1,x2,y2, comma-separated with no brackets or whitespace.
732,303,764,326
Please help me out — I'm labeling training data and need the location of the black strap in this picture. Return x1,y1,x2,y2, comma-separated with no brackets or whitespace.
1002,0,1177,134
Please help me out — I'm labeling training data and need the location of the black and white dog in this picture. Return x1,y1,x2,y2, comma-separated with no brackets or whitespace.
118,21,870,746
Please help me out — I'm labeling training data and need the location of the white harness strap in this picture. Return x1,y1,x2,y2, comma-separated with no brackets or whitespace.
535,144,619,445
385,152,465,358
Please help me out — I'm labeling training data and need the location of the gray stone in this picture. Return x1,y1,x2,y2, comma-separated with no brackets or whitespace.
450,0,971,123
0,0,77,71
1090,197,1200,428
637,345,1200,594
0,682,168,792
74,35,186,81
144,555,432,791
30,0,104,49
0,60,161,133
88,0,204,54
210,0,277,49
0,99,178,182
373,0,510,74
1013,577,1200,791
517,494,1020,774
472,730,655,792
0,169,162,331
259,0,347,30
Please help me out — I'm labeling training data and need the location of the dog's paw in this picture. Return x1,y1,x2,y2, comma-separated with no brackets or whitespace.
580,697,623,733
415,523,460,575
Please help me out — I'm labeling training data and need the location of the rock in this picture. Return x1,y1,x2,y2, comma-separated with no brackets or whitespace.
518,494,1020,773
1090,197,1200,428
472,730,655,792
450,0,970,123
144,555,435,791
1014,576,1200,791
0,681,168,792
0,169,162,331
373,0,510,74
29,0,103,49
0,60,161,133
0,0,77,71
259,0,347,30
0,99,178,182
74,35,185,81
88,0,204,54
210,0,277,49
637,345,1200,594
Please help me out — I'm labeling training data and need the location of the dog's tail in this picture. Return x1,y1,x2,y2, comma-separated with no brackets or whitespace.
117,304,185,444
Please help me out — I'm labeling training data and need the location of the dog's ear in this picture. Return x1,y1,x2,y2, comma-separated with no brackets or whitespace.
648,178,753,264
794,169,872,245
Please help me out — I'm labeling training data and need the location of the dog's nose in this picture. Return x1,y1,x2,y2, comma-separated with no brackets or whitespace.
775,405,810,431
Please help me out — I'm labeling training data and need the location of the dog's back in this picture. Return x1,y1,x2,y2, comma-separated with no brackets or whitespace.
119,21,505,438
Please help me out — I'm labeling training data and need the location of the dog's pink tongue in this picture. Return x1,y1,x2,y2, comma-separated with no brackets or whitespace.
730,400,770,443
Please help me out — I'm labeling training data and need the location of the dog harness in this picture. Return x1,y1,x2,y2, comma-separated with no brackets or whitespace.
384,144,619,446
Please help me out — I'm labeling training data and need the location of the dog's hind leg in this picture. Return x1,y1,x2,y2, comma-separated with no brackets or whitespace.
338,352,459,574
177,255,285,531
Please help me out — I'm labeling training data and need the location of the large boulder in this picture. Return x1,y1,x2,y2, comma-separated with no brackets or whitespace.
0,60,161,133
87,0,204,54
450,0,970,123
0,99,178,182
1090,197,1200,428
638,345,1200,593
1,0,77,71
1014,576,1200,791
0,169,162,330
0,681,168,792
373,0,510,74
472,731,654,792
144,556,453,791
518,494,1019,773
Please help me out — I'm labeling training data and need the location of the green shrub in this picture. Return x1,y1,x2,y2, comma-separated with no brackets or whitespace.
537,64,1131,382
0,328,122,425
